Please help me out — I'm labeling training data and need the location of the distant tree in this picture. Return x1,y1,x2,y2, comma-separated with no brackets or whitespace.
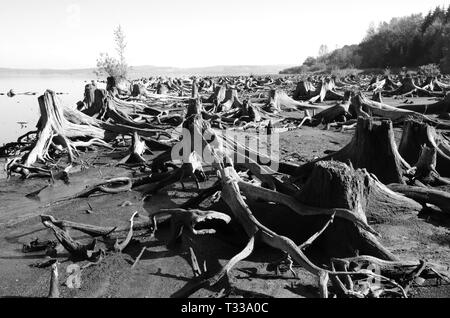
95,25,129,79
364,22,377,41
432,6,446,21
318,44,329,57
446,5,450,23
440,24,450,73
303,56,317,67
421,10,434,33
114,25,127,71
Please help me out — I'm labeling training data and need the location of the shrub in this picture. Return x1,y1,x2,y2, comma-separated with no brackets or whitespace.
308,62,327,72
279,65,310,74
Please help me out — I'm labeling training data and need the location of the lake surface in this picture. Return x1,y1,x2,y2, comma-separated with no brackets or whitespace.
0,76,97,145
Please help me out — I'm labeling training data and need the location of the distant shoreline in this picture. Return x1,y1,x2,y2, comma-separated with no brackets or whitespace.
0,64,294,78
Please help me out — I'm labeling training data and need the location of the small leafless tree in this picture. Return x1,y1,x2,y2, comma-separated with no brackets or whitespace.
95,25,129,79
318,44,329,57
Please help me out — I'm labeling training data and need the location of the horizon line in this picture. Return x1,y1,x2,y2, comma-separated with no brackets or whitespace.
0,63,295,72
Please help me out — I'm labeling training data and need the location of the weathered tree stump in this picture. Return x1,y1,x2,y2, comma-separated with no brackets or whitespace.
294,117,410,184
399,120,450,178
296,161,422,222
311,91,352,125
308,78,344,103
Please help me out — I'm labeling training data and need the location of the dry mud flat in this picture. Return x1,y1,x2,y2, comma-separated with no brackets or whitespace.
0,122,449,298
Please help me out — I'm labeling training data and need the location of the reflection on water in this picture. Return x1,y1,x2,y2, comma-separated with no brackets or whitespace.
0,76,94,145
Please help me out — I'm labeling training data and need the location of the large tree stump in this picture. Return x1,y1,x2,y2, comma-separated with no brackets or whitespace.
294,117,410,184
217,88,241,112
285,161,419,260
81,88,108,119
228,162,406,261
293,79,318,100
9,90,107,178
78,84,96,111
296,161,422,221
311,91,352,125
308,78,344,103
399,120,450,178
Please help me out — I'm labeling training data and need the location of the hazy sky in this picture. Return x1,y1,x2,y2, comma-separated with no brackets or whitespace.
1,0,449,69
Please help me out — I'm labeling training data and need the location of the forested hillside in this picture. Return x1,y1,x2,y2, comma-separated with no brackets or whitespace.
281,5,450,74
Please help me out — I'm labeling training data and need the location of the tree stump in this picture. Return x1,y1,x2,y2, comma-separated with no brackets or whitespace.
399,120,450,178
296,161,421,221
294,117,410,184
242,161,402,262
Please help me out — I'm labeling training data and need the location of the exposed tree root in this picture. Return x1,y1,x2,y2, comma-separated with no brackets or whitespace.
330,255,449,297
118,132,151,165
40,215,118,237
48,262,59,298
152,208,231,246
387,184,450,213
41,216,103,261
114,212,139,253
47,177,133,207
172,236,255,298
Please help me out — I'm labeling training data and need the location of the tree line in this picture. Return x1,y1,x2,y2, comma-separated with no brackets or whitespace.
281,5,450,74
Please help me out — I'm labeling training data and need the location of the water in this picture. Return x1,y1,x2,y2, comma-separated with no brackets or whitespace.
0,76,94,145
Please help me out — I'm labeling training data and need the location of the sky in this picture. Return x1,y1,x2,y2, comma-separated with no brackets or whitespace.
1,0,449,69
